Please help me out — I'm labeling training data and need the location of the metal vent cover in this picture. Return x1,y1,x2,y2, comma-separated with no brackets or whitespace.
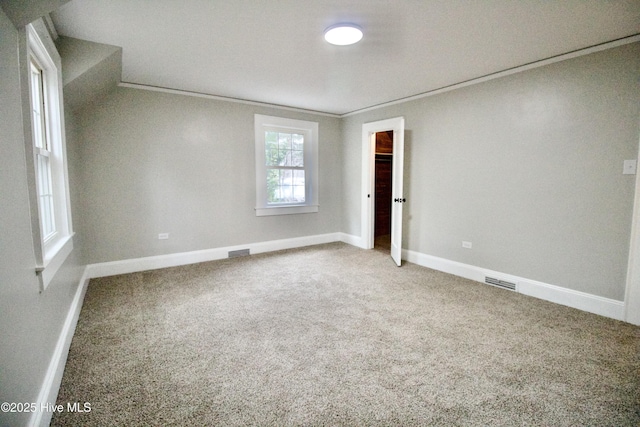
228,249,250,258
485,276,517,291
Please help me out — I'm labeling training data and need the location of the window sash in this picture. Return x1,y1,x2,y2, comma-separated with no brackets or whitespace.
255,115,318,216
25,20,74,291
30,60,48,150
36,153,55,240
263,127,311,206
265,131,305,168
29,56,57,241
265,129,307,205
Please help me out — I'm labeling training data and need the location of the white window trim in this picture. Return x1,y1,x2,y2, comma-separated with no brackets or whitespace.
22,20,74,291
255,114,319,216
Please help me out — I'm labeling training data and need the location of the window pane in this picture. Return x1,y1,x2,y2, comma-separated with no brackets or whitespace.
293,170,306,202
281,169,292,200
266,168,306,204
293,169,305,186
279,133,292,166
284,169,294,180
36,154,55,239
30,65,41,116
292,133,304,150
278,132,291,151
265,131,278,147
266,147,278,166
267,169,280,203
293,185,305,202
265,131,278,166
266,131,305,167
30,61,46,150
292,149,304,167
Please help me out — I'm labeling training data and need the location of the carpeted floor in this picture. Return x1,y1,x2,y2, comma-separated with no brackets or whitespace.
52,242,640,426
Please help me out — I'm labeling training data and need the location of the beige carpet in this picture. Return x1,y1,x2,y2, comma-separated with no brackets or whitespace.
53,242,640,426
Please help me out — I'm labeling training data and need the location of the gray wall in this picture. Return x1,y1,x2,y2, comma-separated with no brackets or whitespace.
343,42,640,301
0,8,85,427
1,4,638,423
75,87,343,264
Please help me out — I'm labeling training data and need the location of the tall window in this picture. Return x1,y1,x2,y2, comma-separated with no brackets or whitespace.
255,115,318,216
30,57,56,240
25,20,73,290
265,130,306,204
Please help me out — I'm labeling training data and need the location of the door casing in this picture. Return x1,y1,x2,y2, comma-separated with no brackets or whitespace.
361,117,405,265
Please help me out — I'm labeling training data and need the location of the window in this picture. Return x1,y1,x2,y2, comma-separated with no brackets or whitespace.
30,56,56,240
24,20,73,291
255,115,318,216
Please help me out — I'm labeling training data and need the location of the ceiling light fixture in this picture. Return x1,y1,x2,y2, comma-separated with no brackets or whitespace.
324,24,363,46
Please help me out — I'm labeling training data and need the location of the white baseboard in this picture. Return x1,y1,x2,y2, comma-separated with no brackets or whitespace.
338,232,366,249
86,233,346,279
403,248,625,321
29,268,90,427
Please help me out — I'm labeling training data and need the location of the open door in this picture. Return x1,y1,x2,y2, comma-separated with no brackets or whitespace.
361,117,405,266
390,124,405,266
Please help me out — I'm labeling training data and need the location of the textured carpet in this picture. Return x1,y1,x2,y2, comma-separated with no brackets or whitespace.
53,242,640,426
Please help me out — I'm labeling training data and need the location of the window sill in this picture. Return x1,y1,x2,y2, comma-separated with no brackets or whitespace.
256,205,319,217
36,233,74,292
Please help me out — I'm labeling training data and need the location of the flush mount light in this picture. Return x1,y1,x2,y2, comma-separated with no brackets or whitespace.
324,24,363,46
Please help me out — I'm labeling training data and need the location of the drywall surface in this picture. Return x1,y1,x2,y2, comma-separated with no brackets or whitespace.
56,36,121,86
76,87,343,263
0,9,84,427
0,0,70,28
56,36,122,112
342,42,640,301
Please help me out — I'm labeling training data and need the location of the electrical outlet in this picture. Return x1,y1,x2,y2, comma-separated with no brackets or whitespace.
158,233,169,240
462,241,472,249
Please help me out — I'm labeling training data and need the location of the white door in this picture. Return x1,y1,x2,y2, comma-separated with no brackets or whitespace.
361,117,405,266
390,123,405,266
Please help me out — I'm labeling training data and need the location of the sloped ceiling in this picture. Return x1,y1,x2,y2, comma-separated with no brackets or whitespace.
51,0,640,115
0,0,70,28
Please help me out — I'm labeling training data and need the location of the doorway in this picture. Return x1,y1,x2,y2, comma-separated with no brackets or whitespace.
361,117,405,266
374,131,393,251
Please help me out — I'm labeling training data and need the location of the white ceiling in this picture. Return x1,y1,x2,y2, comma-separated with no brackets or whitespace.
51,0,640,116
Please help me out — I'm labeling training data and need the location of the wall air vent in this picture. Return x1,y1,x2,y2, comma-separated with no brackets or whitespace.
485,276,517,291
228,249,250,258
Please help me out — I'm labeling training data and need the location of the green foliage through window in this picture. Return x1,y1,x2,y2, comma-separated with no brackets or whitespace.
266,131,305,204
